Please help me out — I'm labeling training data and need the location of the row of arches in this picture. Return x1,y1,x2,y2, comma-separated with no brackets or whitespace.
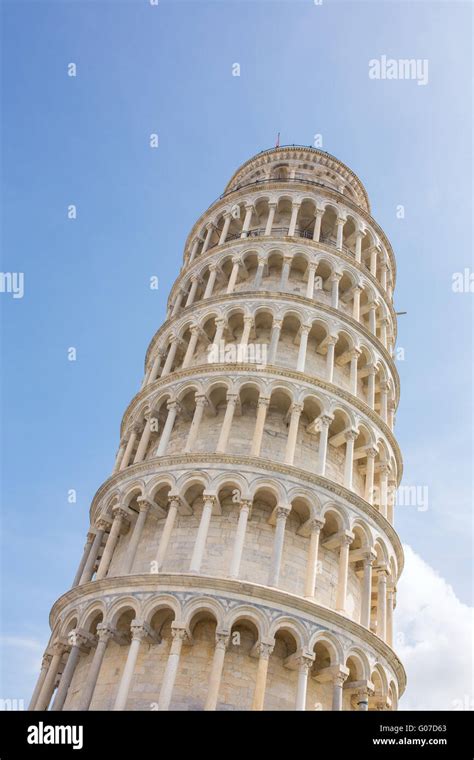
169,247,394,348
74,475,399,652
33,593,400,712
143,305,398,426
224,151,369,211
184,195,393,294
116,378,398,514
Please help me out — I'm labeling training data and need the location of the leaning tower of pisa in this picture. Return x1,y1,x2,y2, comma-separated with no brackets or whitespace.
30,146,405,712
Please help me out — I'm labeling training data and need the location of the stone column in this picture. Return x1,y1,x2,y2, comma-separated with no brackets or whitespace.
264,203,277,236
386,586,395,647
113,441,126,472
330,273,341,309
352,285,362,321
123,499,151,574
250,396,270,456
119,426,140,470
171,290,184,316
79,524,107,584
204,265,218,299
158,627,189,711
228,499,252,578
312,209,324,242
268,319,282,364
317,415,332,476
71,532,94,587
77,624,116,711
251,642,274,711
306,263,317,299
254,255,266,288
336,217,345,250
360,551,375,628
189,495,216,573
296,324,311,372
288,201,301,237
295,653,315,711
227,256,241,293
96,507,128,581
380,318,388,347
28,655,51,710
240,204,254,237
380,262,388,290
364,448,377,504
368,302,377,334
356,686,371,711
113,622,153,710
332,669,348,711
388,478,396,524
379,464,389,518
133,417,154,464
367,365,376,409
304,518,324,598
156,401,179,456
204,632,229,710
268,506,291,586
216,393,237,453
154,497,180,571
284,403,303,465
145,351,163,386
343,430,358,489
280,255,292,289
380,381,389,422
335,533,353,613
181,326,200,369
165,338,184,380
34,641,66,711
188,238,200,263
185,275,200,307
349,350,360,396
325,336,337,383
201,223,214,254
51,630,92,711
219,213,232,245
376,567,388,641
239,315,253,348
370,247,378,276
184,394,208,453
213,317,226,346
355,230,363,262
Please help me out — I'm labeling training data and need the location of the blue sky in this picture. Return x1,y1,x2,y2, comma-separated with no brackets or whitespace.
1,0,472,707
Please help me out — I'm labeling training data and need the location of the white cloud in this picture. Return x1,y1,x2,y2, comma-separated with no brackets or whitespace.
396,545,473,710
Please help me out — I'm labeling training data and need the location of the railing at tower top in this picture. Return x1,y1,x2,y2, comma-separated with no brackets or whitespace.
217,175,357,203
206,227,354,257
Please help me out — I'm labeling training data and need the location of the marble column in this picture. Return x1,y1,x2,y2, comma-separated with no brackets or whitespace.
113,622,154,710
295,653,315,711
71,532,94,588
264,203,277,236
189,495,216,573
284,403,303,465
158,627,189,711
268,506,291,586
335,533,353,612
96,508,128,581
204,632,229,711
155,497,181,571
360,551,375,628
312,209,323,242
184,394,208,453
51,630,92,711
28,655,51,710
343,430,358,489
216,393,237,454
123,499,151,574
251,642,274,711
325,336,337,383
34,641,66,711
79,524,107,585
77,625,116,711
156,401,180,456
304,518,324,599
317,415,332,476
250,396,270,456
228,500,252,578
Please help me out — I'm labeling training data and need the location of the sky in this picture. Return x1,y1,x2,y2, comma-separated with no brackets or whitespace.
1,0,472,709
